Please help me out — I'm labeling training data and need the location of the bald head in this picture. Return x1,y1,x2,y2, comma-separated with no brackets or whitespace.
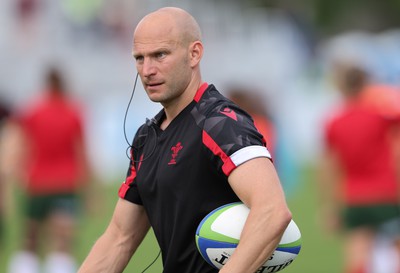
132,7,204,105
134,7,202,46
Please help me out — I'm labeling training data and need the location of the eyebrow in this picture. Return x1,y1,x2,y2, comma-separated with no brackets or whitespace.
133,46,172,59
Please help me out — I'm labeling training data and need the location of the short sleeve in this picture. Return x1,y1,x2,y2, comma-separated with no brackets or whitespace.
202,104,271,177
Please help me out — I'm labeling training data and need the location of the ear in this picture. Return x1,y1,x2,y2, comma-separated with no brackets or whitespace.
189,41,203,67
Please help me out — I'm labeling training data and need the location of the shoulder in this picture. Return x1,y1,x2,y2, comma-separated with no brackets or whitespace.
361,84,400,119
194,84,229,113
192,84,252,127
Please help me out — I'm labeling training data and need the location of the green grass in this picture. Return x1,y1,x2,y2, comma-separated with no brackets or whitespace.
1,165,344,273
282,166,343,273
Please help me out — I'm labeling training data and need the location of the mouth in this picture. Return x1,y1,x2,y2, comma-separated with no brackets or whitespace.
146,82,163,90
148,82,162,87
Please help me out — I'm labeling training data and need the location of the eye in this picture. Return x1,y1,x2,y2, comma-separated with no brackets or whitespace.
135,55,144,63
155,52,167,59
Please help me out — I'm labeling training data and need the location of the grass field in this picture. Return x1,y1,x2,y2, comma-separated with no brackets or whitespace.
1,165,344,273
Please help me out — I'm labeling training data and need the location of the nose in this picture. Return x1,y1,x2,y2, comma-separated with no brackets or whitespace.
141,58,157,77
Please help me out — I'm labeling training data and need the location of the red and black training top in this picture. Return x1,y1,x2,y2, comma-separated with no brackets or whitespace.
119,83,272,273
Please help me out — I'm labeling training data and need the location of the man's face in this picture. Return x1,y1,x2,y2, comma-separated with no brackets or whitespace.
132,27,192,106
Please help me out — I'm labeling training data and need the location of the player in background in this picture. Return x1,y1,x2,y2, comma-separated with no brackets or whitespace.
7,66,92,273
319,60,400,273
78,7,292,273
0,99,11,250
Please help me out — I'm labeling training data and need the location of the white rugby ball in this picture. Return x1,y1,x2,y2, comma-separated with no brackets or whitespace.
195,202,302,272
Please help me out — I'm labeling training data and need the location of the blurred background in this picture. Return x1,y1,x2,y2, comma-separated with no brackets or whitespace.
1,0,400,272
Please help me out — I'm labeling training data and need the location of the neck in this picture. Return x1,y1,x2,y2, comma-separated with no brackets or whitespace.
161,75,203,130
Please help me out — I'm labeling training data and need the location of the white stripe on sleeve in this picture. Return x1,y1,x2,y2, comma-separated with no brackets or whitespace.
230,145,271,167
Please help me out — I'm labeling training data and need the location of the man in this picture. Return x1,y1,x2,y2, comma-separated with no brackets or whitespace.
78,7,292,273
0,99,11,248
320,61,400,273
8,67,91,273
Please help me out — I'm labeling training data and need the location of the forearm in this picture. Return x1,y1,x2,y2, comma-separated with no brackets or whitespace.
78,228,139,273
78,199,150,273
222,157,292,273
219,205,292,273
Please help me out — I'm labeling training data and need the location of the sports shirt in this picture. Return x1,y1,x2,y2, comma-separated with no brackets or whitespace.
324,91,400,205
119,83,272,273
19,92,85,195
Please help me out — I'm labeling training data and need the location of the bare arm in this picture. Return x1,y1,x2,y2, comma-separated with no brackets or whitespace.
220,157,292,273
78,198,151,273
0,120,25,218
317,147,343,233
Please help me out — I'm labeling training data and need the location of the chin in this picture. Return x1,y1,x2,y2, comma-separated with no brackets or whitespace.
147,94,164,103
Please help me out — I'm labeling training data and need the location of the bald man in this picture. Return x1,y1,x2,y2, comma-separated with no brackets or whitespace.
78,7,291,273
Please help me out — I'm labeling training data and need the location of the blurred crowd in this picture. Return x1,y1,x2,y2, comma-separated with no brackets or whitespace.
1,0,400,273
2,0,400,178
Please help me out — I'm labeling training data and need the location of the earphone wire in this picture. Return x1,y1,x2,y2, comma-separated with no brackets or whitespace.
123,72,158,162
123,74,160,272
140,249,161,273
123,72,139,150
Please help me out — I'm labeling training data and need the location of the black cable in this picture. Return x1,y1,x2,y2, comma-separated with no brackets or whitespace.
123,72,140,150
140,249,161,273
123,73,158,162
123,74,161,272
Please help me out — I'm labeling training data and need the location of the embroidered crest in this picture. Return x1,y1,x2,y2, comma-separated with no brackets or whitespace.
168,142,183,165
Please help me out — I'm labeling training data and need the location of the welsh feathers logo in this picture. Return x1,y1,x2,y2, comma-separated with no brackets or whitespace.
168,142,183,165
220,107,237,121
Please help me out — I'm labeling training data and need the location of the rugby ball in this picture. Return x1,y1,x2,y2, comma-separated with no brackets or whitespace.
195,202,301,272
